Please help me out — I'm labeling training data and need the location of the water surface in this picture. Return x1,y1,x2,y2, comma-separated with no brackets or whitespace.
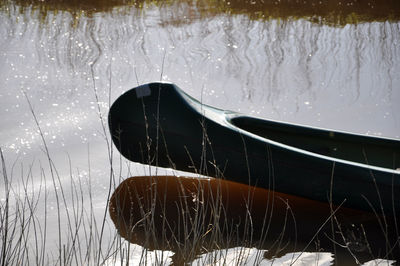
0,0,399,264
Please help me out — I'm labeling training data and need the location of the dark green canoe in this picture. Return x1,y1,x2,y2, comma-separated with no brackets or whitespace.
108,82,400,216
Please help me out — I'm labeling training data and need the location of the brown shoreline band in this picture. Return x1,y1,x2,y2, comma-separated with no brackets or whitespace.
7,0,400,26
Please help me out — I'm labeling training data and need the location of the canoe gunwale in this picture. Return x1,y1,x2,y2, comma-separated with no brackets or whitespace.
173,82,400,175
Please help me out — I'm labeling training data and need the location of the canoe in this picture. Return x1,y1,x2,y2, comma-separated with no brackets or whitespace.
108,82,400,216
109,175,398,262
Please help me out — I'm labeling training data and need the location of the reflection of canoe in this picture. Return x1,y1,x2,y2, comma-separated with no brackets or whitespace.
109,175,396,261
108,82,400,215
108,176,371,251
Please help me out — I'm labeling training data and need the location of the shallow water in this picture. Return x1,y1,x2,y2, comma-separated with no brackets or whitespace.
0,0,399,265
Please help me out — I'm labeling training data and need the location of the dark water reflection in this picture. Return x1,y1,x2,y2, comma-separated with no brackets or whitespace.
110,176,399,264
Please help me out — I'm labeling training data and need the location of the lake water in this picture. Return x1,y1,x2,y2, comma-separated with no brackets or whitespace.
0,0,399,265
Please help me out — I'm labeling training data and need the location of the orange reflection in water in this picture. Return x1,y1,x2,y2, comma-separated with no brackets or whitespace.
109,175,398,263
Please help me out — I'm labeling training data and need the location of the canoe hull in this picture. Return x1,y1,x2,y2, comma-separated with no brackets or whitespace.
108,82,400,216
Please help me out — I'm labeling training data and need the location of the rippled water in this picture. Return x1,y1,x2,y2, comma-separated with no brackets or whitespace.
0,1,399,264
1,3,399,155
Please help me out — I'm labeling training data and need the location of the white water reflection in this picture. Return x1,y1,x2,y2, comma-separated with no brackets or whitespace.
0,2,399,264
1,6,399,157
